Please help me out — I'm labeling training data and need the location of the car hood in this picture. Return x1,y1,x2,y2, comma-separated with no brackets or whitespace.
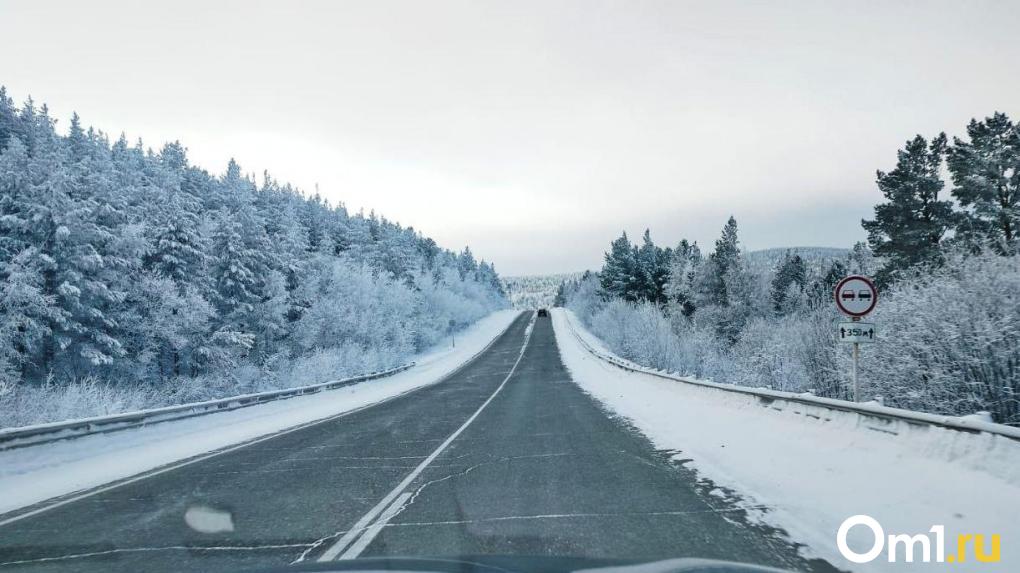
252,555,792,573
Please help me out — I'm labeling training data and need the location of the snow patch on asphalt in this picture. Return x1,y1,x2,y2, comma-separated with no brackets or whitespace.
0,310,521,517
551,308,1020,573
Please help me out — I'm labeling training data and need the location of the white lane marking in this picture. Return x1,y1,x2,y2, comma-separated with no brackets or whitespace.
318,313,535,562
339,492,412,559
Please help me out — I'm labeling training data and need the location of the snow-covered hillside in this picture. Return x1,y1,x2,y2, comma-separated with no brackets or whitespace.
0,91,508,428
744,246,850,275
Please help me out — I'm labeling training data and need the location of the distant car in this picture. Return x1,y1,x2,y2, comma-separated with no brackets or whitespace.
537,308,549,317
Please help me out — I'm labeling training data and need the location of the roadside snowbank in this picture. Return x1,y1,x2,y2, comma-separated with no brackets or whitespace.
0,310,521,518
552,308,1019,573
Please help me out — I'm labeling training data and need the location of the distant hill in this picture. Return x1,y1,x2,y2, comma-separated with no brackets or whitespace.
744,247,850,275
502,273,584,309
745,247,850,263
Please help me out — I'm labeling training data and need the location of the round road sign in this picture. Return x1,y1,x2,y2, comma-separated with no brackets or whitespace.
834,275,878,317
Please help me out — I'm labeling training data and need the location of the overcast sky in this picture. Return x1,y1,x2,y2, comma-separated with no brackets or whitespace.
2,1,1018,275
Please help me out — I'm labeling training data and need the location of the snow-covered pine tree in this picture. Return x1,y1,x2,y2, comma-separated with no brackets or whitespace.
0,247,59,385
770,252,807,314
947,112,1020,254
146,144,206,285
807,259,847,309
862,134,954,285
600,232,638,301
0,87,18,154
700,216,741,307
664,239,701,317
209,214,258,332
635,229,668,304
457,246,478,279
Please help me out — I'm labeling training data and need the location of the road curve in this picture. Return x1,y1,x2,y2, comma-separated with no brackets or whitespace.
0,312,835,572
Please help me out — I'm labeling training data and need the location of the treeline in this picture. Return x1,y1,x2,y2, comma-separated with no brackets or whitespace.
560,112,1020,425
863,112,1019,284
575,224,865,336
503,273,581,310
0,88,506,424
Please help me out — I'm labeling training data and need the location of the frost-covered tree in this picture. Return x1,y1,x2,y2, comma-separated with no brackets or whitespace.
600,232,638,301
457,246,478,280
0,87,18,154
209,214,260,329
664,239,701,317
1,127,126,375
635,229,668,304
148,190,205,283
947,112,1020,254
699,216,741,307
128,273,217,378
0,248,59,384
862,134,954,285
770,253,807,315
146,144,206,284
807,259,847,309
863,249,1020,423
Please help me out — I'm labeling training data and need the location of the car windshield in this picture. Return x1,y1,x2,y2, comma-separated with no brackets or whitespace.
1,3,1018,573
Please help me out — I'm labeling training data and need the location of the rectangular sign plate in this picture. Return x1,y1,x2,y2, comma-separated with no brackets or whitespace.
838,322,876,343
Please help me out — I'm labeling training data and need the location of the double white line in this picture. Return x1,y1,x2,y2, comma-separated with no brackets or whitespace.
316,315,536,562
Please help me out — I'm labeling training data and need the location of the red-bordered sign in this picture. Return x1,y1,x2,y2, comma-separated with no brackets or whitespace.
834,275,878,317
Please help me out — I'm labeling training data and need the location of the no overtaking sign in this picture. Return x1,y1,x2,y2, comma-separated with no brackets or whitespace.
833,274,878,403
834,275,877,317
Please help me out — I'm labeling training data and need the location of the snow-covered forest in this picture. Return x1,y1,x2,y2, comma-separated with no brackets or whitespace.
502,273,582,309
0,89,507,427
559,112,1020,425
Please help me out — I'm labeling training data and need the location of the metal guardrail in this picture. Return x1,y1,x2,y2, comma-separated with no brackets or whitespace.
0,363,415,450
562,311,1020,441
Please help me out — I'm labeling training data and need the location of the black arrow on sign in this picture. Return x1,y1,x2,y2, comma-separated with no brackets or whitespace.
840,327,846,338
868,328,874,338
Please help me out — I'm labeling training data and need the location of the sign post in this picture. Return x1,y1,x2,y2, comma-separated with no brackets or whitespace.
852,342,859,405
834,275,878,402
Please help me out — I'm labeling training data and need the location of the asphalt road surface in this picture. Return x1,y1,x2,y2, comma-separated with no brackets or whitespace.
0,312,837,572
